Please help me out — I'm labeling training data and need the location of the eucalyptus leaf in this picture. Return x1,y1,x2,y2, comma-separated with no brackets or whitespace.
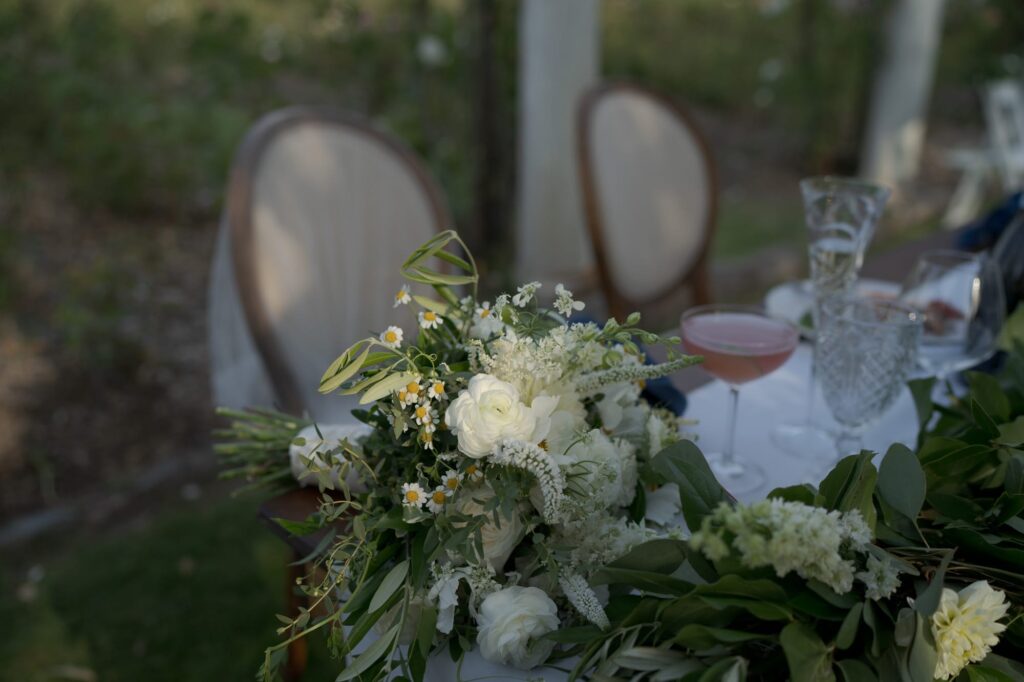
651,440,733,530
360,372,417,405
835,659,878,682
697,656,748,682
368,560,409,613
836,602,864,650
878,443,926,520
319,344,371,394
817,451,878,528
780,622,836,682
912,549,953,616
335,623,399,681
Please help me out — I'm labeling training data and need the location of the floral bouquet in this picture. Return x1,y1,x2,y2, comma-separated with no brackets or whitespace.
217,231,702,679
218,231,1024,682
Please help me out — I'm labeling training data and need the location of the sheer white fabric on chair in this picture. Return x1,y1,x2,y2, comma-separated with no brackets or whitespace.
578,83,717,321
208,108,449,424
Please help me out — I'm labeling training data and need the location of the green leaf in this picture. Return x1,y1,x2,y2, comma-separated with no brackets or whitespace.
651,440,733,530
970,398,1002,439
835,659,878,682
768,483,818,505
817,451,878,528
320,344,371,394
606,538,689,574
335,623,399,680
360,371,416,405
780,622,836,682
674,625,772,650
966,668,1018,682
415,605,437,658
997,417,1024,447
836,602,864,650
969,372,1011,422
907,612,937,682
878,443,926,520
908,377,937,434
591,567,694,595
369,560,409,613
545,625,603,643
913,549,953,616
697,656,747,682
693,576,791,620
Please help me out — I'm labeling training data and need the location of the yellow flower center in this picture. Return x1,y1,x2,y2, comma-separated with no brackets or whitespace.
420,431,433,443
466,465,478,476
395,290,405,301
407,382,420,394
431,491,447,505
445,477,459,490
424,311,437,322
415,406,428,419
405,490,420,502
432,382,444,394
398,390,408,402
384,331,398,343
480,308,491,318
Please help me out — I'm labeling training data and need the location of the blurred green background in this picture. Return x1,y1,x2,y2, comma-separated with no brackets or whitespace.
1,0,1022,679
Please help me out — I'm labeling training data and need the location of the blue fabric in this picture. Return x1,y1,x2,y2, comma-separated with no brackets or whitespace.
954,191,1024,251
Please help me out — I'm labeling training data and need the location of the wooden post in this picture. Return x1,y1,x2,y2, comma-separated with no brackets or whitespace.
860,0,946,188
514,0,600,288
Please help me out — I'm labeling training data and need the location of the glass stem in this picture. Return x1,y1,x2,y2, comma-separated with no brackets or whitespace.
723,386,740,466
804,354,817,425
835,429,862,457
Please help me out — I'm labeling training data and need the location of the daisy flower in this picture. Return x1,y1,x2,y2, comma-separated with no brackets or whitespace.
427,379,446,401
441,470,463,492
426,487,449,513
379,326,403,349
420,430,435,450
465,463,483,482
393,285,411,307
413,404,437,428
401,482,426,508
419,310,443,330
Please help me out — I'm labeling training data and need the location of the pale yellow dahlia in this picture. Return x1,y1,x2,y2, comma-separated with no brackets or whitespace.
932,580,1010,680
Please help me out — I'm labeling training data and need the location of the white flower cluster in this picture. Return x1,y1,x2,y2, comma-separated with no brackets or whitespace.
691,499,872,595
491,439,566,523
855,554,902,601
559,571,610,630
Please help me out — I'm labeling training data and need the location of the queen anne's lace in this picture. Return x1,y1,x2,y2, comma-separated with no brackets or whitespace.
559,571,610,630
491,439,566,523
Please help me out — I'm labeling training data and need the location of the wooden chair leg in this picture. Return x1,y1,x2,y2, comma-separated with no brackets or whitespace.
283,551,309,682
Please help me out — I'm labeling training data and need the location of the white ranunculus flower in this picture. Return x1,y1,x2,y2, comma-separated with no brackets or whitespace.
445,374,558,458
932,580,1009,680
288,423,372,490
476,586,559,669
456,484,523,572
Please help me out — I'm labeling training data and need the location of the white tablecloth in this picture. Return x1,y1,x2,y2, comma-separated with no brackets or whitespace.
682,342,919,502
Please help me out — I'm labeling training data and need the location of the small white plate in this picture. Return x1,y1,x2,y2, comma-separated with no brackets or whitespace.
764,278,901,334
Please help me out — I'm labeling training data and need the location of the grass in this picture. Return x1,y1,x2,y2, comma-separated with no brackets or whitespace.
0,495,338,681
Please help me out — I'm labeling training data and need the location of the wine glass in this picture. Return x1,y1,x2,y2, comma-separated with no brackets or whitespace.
898,250,1006,391
816,296,922,457
681,304,800,495
773,176,891,458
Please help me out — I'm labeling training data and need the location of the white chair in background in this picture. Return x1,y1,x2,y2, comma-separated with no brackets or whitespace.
208,108,449,423
942,79,1024,228
577,83,718,323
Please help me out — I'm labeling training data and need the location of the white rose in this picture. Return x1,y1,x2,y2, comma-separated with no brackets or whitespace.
445,374,558,458
476,586,559,669
288,423,372,491
456,484,523,572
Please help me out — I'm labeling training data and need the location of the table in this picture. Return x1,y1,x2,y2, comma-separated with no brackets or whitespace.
258,229,956,679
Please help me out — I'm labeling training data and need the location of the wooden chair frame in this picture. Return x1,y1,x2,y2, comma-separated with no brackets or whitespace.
577,82,719,320
226,107,451,416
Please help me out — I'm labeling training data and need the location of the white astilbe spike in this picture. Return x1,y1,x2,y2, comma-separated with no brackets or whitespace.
491,439,566,523
559,571,610,630
575,356,702,396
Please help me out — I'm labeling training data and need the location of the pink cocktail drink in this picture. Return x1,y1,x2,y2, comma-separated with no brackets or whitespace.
681,313,799,385
679,305,800,495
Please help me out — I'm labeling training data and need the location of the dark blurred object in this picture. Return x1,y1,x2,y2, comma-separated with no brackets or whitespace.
642,374,688,417
954,191,1023,252
992,213,1024,315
